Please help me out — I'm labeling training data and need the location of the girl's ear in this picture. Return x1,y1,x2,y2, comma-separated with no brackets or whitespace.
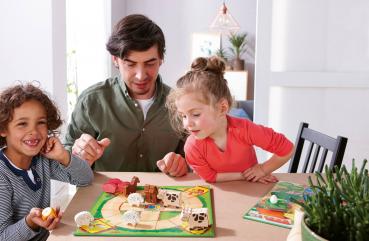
0,131,7,138
217,98,229,115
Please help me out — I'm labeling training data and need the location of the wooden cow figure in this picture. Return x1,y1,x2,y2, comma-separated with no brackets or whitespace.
144,185,158,203
157,189,182,208
180,208,209,230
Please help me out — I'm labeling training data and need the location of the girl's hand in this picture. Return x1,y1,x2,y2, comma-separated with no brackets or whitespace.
42,137,70,166
242,164,267,182
257,174,278,184
26,207,63,231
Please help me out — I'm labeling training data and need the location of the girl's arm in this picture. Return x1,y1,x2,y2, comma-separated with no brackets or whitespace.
261,147,294,174
243,147,294,181
216,172,244,182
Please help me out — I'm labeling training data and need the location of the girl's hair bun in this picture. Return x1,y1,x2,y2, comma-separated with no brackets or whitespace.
191,56,225,76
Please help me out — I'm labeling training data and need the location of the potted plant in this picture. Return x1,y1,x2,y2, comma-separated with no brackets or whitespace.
228,32,248,71
215,47,232,70
293,160,369,241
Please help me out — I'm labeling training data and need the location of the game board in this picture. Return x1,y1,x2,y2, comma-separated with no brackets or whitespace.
74,185,214,237
243,181,306,229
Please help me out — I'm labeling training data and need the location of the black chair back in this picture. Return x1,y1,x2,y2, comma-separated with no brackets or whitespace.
288,122,348,173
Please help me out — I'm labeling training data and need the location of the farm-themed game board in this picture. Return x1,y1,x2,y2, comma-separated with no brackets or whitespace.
74,185,214,237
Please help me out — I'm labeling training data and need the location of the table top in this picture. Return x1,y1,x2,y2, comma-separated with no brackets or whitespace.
49,172,310,241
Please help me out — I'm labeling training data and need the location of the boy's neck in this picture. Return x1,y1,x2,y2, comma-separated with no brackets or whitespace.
3,148,32,170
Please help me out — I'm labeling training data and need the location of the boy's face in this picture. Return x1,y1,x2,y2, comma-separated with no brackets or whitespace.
176,93,224,140
113,45,162,100
0,100,48,165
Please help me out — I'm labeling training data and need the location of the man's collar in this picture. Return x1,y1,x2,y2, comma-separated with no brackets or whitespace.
118,75,163,100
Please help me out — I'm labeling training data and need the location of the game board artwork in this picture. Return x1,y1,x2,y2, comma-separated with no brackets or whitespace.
243,181,305,229
74,185,215,237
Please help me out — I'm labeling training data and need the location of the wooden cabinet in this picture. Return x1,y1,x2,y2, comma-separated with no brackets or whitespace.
224,71,248,100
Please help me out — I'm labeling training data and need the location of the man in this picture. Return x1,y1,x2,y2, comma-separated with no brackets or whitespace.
64,14,187,177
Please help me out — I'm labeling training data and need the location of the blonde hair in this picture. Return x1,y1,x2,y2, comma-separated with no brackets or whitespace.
166,56,233,136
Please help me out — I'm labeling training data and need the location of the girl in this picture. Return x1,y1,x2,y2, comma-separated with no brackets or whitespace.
0,84,94,240
166,57,294,183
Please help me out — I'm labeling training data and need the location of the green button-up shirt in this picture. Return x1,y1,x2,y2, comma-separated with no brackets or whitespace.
64,75,184,172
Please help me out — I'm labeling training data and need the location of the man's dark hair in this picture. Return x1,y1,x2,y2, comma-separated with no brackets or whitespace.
106,14,166,59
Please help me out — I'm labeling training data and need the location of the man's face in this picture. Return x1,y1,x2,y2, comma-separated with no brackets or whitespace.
113,45,162,100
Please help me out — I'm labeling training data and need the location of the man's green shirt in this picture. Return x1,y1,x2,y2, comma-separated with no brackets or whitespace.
64,75,184,172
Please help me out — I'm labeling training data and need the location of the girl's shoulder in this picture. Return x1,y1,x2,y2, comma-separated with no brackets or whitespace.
184,134,207,152
227,115,254,129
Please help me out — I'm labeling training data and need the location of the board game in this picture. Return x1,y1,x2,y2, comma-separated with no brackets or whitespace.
74,185,214,237
243,181,305,229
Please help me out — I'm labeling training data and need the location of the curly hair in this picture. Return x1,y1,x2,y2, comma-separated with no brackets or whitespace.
0,83,62,147
166,56,234,136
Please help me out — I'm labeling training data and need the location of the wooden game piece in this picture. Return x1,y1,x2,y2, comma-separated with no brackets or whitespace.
157,189,182,208
180,207,209,231
41,207,57,221
270,194,278,204
74,211,94,227
122,210,140,227
127,193,144,207
121,176,140,196
103,178,128,194
144,185,158,203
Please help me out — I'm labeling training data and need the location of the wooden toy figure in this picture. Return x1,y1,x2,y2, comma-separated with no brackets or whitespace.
127,193,144,207
180,207,209,231
74,211,94,227
122,176,140,196
122,210,140,227
144,185,158,203
157,189,182,208
102,178,128,194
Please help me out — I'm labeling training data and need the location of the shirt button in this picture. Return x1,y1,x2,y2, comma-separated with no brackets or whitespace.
134,103,138,107
142,128,145,132
139,154,143,158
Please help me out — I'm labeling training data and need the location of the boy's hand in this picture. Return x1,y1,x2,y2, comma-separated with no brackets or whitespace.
26,207,62,231
242,164,267,182
42,137,70,166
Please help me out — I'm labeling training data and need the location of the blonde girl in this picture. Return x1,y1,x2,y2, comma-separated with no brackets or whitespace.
167,57,294,183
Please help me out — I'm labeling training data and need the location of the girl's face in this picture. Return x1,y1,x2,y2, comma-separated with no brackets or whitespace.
0,100,48,164
176,93,225,140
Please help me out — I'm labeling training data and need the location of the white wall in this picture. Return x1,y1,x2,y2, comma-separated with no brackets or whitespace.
111,0,257,87
0,0,69,208
0,0,67,121
255,0,369,171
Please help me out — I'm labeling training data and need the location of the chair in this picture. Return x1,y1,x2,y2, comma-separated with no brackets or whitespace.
288,122,348,173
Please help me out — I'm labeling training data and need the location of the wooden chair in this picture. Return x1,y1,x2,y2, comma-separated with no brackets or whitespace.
288,122,348,173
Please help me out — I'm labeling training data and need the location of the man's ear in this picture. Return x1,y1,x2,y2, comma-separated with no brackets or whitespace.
112,56,119,67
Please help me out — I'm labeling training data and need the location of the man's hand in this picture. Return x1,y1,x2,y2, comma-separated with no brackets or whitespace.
26,207,62,231
72,134,111,166
156,152,187,177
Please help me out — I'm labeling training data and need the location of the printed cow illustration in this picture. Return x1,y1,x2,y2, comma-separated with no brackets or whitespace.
157,189,182,208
